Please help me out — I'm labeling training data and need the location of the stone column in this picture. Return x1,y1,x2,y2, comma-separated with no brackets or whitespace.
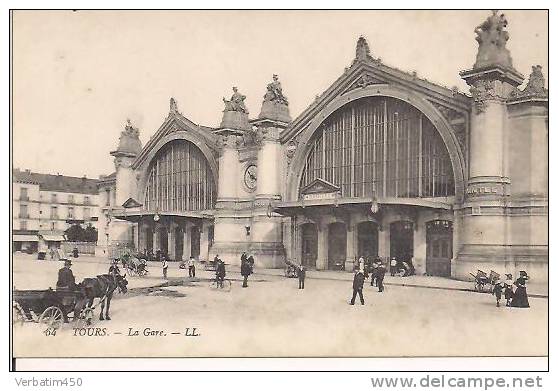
316,223,328,270
345,221,356,271
378,225,389,261
168,222,175,260
249,125,286,268
456,11,525,281
413,220,427,275
200,221,210,262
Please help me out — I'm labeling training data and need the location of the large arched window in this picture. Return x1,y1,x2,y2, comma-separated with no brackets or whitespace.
144,140,216,212
299,97,454,199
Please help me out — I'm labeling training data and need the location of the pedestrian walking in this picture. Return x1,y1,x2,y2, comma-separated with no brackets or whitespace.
350,270,365,305
492,278,504,307
187,256,196,278
162,257,168,279
376,261,386,292
297,264,306,289
390,257,397,276
241,253,252,288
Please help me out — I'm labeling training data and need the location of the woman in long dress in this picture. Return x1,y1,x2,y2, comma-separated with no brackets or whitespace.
510,271,530,308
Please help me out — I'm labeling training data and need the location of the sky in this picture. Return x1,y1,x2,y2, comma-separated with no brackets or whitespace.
11,10,548,178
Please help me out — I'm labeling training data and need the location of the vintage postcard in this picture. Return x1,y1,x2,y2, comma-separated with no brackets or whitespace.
10,10,548,365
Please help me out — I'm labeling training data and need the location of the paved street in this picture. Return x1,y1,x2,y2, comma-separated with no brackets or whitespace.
12,254,548,358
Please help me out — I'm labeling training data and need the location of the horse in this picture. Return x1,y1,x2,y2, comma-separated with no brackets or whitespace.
80,273,128,321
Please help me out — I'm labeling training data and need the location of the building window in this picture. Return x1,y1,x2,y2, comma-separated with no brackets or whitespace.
50,206,58,219
300,97,455,199
19,204,28,219
67,207,74,219
83,208,90,220
68,194,74,204
20,187,29,201
51,193,58,203
20,220,27,230
105,189,111,206
84,196,90,205
144,140,217,212
51,222,56,230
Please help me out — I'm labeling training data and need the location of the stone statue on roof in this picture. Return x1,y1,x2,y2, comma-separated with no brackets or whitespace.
263,74,288,106
169,97,179,114
124,119,139,137
473,10,513,69
223,87,248,114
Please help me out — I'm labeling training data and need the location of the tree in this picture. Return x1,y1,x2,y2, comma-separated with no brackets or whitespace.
84,224,98,242
65,224,86,242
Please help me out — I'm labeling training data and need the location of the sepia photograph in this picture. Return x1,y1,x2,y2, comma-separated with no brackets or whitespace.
9,9,548,368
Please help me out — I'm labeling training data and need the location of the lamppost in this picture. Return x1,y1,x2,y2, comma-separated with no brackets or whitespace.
106,210,112,260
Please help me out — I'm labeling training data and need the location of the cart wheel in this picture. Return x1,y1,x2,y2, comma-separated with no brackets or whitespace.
39,306,64,328
12,304,25,326
222,279,232,292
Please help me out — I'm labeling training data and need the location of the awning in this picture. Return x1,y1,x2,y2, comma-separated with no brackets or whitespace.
112,210,215,223
274,196,453,216
13,235,39,242
40,235,66,242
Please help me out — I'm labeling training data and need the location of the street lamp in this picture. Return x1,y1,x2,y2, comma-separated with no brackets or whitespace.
370,194,379,214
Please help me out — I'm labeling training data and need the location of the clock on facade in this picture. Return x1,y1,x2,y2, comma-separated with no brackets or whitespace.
244,164,257,190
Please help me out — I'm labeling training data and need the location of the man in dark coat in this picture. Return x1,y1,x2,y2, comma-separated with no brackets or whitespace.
375,262,386,292
215,259,226,288
350,270,365,305
240,254,252,288
297,264,306,289
56,259,77,290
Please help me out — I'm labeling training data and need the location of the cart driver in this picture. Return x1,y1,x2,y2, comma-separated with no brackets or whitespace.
56,259,77,291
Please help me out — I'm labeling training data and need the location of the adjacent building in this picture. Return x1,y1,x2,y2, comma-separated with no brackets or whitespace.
102,12,548,282
12,169,101,253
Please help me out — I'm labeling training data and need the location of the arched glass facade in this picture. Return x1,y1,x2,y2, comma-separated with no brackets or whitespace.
299,97,454,199
144,140,216,211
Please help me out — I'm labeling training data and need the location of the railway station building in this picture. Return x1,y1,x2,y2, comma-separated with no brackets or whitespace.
100,11,548,282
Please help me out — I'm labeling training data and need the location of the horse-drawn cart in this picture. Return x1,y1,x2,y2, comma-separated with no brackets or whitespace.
12,288,92,329
470,270,500,293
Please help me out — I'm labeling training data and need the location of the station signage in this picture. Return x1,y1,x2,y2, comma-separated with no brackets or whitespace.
466,186,500,196
303,192,338,201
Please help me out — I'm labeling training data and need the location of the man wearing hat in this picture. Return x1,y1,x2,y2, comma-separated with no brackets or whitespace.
56,259,77,291
350,270,365,305
504,273,514,306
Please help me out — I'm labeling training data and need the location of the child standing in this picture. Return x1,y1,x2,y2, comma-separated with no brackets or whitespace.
492,278,504,307
504,273,514,306
162,257,168,279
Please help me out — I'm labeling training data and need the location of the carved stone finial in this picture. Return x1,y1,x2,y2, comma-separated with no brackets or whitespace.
522,65,548,96
509,65,548,100
473,10,513,69
169,97,179,114
223,86,249,114
355,36,371,62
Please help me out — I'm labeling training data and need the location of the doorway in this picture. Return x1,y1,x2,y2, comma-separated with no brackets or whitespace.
357,221,379,260
175,226,184,261
390,221,414,263
158,228,168,256
328,222,347,270
301,223,317,268
190,226,200,259
426,220,453,277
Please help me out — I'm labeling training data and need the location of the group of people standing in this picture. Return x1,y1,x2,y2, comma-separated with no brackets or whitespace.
350,256,387,305
492,271,530,308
